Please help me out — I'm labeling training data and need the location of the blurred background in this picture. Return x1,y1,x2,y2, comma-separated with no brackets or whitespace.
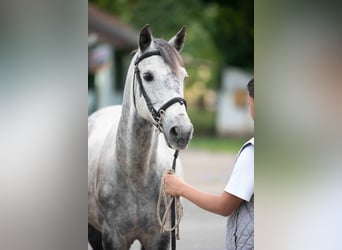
88,2,253,248
3,0,342,249
88,0,254,150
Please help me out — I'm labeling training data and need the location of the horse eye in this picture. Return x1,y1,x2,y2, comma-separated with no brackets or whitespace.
143,72,154,81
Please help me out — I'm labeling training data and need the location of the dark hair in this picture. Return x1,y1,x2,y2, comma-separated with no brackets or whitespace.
247,77,254,98
153,38,184,76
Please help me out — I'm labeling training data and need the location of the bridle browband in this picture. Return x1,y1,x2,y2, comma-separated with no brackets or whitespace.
133,50,187,130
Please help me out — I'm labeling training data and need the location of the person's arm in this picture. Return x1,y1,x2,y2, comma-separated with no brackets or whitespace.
164,174,243,217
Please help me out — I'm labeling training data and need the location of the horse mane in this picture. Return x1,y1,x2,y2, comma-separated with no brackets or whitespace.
154,38,184,77
131,38,184,77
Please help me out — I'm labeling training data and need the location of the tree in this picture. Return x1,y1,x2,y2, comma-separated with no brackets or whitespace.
89,0,253,89
201,0,253,69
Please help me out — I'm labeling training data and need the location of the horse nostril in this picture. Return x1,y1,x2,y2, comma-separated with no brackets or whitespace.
170,126,180,139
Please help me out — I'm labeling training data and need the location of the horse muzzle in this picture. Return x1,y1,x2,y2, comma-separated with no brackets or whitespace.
163,111,193,150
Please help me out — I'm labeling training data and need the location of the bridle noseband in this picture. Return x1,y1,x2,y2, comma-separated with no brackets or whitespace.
133,51,187,131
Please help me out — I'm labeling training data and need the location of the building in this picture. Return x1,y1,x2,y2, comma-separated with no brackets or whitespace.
88,3,138,114
216,67,254,137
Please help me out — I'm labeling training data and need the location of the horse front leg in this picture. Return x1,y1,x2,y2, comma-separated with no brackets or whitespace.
88,224,103,250
140,231,170,250
102,224,128,250
154,232,170,250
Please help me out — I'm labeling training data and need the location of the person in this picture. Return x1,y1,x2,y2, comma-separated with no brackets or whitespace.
164,78,254,250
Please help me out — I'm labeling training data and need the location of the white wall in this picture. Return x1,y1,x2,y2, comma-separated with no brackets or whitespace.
216,67,254,136
90,43,123,110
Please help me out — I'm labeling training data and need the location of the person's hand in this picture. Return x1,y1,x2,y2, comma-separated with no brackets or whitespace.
164,173,184,196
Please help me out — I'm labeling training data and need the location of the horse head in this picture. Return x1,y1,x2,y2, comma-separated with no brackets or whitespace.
133,25,193,150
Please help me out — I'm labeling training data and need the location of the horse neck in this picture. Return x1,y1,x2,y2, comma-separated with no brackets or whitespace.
116,59,159,177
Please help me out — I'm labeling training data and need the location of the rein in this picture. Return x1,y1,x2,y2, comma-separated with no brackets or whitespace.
170,150,180,250
133,51,187,131
157,150,182,250
134,51,185,249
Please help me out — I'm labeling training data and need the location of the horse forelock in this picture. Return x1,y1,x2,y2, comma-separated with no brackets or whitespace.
153,39,184,77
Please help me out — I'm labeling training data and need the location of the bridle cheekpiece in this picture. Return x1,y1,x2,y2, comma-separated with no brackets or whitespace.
133,51,187,132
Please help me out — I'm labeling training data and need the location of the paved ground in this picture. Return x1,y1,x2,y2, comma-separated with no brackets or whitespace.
130,149,236,250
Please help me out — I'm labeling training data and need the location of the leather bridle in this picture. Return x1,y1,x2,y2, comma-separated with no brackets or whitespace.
133,50,187,131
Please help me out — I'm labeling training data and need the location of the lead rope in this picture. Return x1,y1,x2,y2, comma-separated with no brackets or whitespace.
157,150,183,250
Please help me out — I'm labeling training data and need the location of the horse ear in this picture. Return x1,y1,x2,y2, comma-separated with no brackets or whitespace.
139,24,153,52
169,25,186,52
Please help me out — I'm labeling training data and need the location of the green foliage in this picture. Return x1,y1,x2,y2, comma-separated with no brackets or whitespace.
130,0,202,37
188,109,216,135
206,0,254,68
89,0,253,70
89,0,253,119
189,136,245,153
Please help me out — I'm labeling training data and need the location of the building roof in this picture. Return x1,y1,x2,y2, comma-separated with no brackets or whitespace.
88,3,138,49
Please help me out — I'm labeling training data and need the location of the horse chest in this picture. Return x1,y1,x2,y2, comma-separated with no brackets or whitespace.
97,177,162,245
100,171,162,222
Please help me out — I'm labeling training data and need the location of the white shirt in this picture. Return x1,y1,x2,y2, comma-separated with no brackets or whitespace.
224,138,254,201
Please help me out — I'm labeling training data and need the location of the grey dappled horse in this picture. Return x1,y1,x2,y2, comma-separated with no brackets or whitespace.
88,25,193,250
